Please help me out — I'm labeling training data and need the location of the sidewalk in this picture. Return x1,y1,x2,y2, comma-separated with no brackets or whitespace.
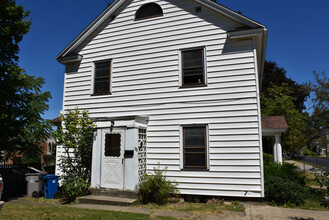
285,160,314,171
71,202,329,220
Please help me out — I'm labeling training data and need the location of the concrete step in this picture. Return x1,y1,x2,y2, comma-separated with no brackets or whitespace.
77,195,137,206
90,188,137,199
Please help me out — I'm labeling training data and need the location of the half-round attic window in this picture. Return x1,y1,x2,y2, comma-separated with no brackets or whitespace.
135,3,163,20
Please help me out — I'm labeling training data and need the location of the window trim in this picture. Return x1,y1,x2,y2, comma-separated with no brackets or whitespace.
180,125,209,171
178,47,207,88
91,59,112,96
135,3,163,21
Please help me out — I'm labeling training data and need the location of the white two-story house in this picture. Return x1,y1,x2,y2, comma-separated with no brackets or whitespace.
56,0,268,198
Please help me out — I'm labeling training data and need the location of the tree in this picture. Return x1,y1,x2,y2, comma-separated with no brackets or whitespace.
261,84,309,153
0,0,51,161
262,61,310,112
310,71,329,157
311,71,329,130
53,108,96,203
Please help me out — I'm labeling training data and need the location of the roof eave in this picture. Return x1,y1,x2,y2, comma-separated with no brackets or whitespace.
56,0,125,60
57,54,83,64
56,0,267,60
262,128,287,136
228,27,268,84
195,0,266,28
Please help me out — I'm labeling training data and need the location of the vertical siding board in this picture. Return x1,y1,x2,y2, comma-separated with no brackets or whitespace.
62,0,262,197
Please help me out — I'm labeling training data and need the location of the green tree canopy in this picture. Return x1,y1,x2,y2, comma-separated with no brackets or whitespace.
0,0,51,161
262,61,310,112
311,71,329,132
261,84,309,153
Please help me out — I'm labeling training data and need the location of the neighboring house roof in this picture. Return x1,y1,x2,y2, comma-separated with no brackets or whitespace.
51,117,61,127
56,0,267,71
262,116,288,136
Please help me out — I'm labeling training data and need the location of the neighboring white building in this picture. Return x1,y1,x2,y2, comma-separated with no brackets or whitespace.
56,0,268,198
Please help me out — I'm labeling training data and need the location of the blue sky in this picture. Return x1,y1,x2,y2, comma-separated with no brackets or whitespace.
16,0,329,119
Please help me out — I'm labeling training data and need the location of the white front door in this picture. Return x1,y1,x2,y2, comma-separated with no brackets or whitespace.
101,129,125,189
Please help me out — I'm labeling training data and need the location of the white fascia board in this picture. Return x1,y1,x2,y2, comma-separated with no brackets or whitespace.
228,28,265,39
56,0,126,60
259,28,268,87
57,54,83,64
56,0,266,60
262,128,287,136
194,0,266,28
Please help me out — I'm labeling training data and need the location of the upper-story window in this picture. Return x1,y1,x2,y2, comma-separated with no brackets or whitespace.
94,60,111,95
135,3,163,20
181,48,206,87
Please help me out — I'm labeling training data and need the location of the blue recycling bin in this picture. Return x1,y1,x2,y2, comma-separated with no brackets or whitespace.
42,174,59,199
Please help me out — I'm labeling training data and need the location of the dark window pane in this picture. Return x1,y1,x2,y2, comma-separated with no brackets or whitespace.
185,148,205,153
183,50,203,67
95,62,110,77
184,127,205,147
185,153,206,167
184,75,204,84
94,61,111,94
182,49,204,86
183,67,204,76
136,3,163,20
105,134,121,157
95,81,109,93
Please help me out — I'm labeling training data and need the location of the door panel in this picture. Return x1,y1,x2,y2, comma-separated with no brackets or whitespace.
101,129,124,189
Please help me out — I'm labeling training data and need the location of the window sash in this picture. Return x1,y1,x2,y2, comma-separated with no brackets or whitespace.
94,61,111,94
183,126,207,169
182,49,205,86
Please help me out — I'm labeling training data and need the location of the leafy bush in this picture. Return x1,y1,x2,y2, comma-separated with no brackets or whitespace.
311,168,329,195
53,108,96,203
264,157,309,206
264,161,307,186
137,167,179,205
263,153,274,165
59,177,90,204
303,148,316,157
265,175,308,206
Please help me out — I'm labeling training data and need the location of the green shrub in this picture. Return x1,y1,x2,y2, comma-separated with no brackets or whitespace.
59,177,90,204
263,153,274,165
303,148,316,157
264,162,307,186
265,175,308,206
311,167,329,195
264,160,309,206
137,167,179,205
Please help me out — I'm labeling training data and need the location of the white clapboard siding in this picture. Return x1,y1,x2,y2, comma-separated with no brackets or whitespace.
61,0,263,197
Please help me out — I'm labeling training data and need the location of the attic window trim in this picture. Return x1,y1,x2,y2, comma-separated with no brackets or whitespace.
135,3,163,21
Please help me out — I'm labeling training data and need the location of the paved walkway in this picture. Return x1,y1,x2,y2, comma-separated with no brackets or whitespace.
71,203,329,220
4,197,329,219
285,160,314,171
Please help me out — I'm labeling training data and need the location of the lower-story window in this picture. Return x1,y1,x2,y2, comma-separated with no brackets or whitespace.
183,126,207,170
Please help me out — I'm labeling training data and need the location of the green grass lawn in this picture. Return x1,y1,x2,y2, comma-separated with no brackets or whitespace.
0,203,176,220
139,201,245,213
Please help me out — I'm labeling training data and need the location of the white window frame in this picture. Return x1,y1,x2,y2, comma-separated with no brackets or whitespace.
178,46,208,87
179,124,209,170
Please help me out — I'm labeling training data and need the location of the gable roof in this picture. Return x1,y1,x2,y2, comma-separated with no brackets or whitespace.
56,0,267,60
262,116,288,135
262,116,288,130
